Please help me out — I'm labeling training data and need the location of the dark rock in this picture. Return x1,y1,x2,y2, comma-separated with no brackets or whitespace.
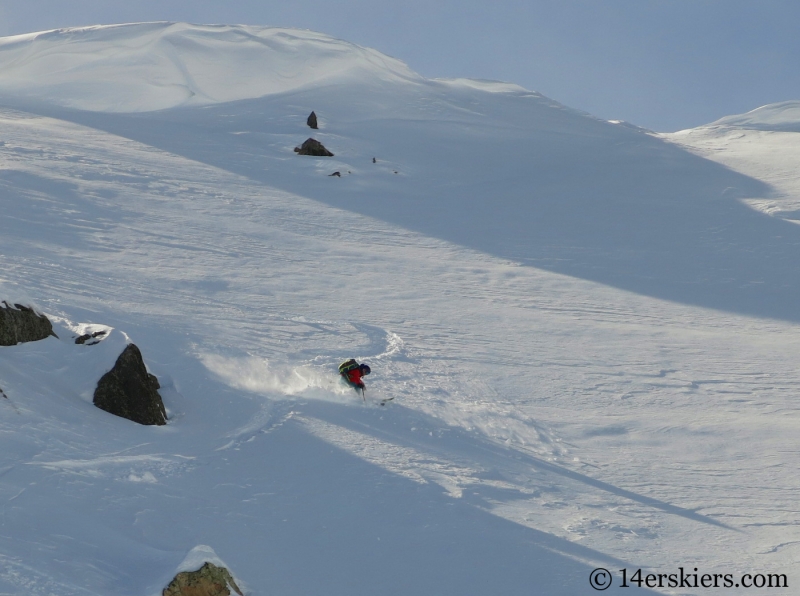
75,330,107,345
93,344,167,425
0,302,57,346
307,111,318,129
148,373,161,391
294,138,334,157
163,562,243,596
329,171,341,177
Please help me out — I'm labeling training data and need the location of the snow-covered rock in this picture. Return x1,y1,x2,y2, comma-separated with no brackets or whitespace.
162,562,243,596
93,343,167,426
0,301,55,345
294,137,334,156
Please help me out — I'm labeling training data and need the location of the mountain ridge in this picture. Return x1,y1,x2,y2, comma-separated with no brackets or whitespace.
0,22,423,112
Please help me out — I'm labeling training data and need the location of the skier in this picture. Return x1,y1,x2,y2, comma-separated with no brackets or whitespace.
339,359,371,394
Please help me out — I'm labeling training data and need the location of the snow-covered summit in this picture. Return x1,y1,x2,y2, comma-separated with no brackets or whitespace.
664,100,800,218
695,100,800,132
0,22,422,112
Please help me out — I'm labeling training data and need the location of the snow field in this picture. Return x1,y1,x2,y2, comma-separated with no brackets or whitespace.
0,23,798,595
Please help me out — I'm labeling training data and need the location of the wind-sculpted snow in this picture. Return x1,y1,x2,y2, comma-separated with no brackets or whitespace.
1,23,799,596
0,22,420,112
665,101,800,224
704,100,800,132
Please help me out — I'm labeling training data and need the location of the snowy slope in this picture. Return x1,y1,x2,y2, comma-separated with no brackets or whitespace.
1,23,799,595
664,101,800,220
707,101,800,132
0,22,419,112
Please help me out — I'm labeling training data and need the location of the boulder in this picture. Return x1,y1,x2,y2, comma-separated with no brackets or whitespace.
75,330,107,345
306,110,318,129
0,302,57,346
163,562,243,596
293,138,334,156
93,344,167,425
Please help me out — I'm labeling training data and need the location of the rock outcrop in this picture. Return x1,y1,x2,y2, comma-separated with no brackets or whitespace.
93,343,167,425
163,562,243,596
294,138,334,156
306,110,318,129
0,302,56,346
75,330,107,345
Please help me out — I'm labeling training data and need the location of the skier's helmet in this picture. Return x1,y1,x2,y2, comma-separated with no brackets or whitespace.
360,364,371,375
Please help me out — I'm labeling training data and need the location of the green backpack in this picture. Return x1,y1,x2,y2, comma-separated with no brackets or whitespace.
338,359,359,376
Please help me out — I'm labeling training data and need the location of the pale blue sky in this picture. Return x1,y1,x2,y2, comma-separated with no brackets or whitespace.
1,1,797,131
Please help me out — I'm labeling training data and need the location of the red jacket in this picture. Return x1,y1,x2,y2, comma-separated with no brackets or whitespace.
345,367,365,388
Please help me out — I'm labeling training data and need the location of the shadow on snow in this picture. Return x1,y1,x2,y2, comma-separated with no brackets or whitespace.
10,82,798,323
